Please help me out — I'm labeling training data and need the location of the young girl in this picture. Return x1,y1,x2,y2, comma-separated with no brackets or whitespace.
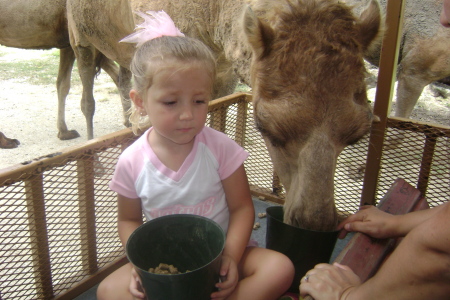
96,11,294,300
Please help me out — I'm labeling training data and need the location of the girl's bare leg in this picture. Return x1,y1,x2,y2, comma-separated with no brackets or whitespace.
229,247,295,300
97,263,134,300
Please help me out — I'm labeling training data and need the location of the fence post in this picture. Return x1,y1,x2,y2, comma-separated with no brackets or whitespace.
361,0,406,206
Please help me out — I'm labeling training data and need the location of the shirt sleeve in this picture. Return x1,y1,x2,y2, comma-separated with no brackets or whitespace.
203,127,249,180
109,138,146,199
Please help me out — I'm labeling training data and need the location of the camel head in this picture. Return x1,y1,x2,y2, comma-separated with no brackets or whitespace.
242,0,382,231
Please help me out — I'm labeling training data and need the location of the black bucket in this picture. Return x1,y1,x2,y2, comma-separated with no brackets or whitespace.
266,206,339,293
126,214,225,300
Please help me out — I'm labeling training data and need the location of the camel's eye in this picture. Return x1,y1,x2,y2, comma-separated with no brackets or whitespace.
353,90,367,105
342,119,371,146
346,135,364,146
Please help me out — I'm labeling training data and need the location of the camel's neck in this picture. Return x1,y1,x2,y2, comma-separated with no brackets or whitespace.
214,0,252,86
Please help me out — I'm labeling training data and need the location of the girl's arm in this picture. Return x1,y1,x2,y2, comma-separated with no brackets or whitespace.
117,193,143,248
221,164,254,266
212,164,254,299
117,194,146,299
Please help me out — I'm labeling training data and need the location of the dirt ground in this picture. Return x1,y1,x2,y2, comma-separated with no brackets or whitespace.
0,47,125,170
0,47,449,170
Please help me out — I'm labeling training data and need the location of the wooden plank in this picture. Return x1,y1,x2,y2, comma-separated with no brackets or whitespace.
25,174,54,299
361,0,406,206
54,256,129,300
417,134,437,195
0,93,251,184
77,156,98,274
333,178,429,282
234,100,248,147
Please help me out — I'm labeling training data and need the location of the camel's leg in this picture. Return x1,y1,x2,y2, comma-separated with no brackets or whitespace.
100,58,132,128
0,131,20,149
57,47,80,140
75,46,97,140
387,44,450,149
395,72,429,119
395,40,450,119
214,57,239,99
100,56,119,87
118,66,132,127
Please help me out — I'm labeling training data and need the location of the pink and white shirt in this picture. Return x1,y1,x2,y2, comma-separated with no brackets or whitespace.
109,126,249,232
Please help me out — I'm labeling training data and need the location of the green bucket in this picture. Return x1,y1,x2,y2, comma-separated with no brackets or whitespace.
266,206,339,293
126,214,226,300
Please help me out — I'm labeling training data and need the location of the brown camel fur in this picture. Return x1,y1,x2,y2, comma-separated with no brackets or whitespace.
66,0,136,137
128,0,245,98
243,0,382,230
0,0,128,145
347,0,450,121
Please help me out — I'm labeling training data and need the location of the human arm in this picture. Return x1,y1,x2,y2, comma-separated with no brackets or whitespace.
117,193,144,248
441,0,450,27
338,203,446,239
301,202,450,300
117,193,145,299
211,164,254,299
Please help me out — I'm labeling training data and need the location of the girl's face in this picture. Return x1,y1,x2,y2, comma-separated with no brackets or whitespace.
131,61,213,147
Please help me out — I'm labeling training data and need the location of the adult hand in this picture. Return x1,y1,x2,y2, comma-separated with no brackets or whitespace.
441,0,450,27
338,205,397,239
211,254,239,300
129,267,146,299
299,263,361,300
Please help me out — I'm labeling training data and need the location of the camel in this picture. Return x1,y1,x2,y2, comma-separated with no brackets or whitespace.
346,0,450,121
66,0,136,137
0,0,130,148
242,0,381,230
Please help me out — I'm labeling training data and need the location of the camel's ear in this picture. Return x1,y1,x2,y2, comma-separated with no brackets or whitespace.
242,6,274,59
356,0,385,52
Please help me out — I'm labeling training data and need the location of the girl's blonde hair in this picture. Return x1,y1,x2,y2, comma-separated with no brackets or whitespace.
128,36,217,134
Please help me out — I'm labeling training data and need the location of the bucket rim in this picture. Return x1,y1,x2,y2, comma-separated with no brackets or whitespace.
126,214,226,276
266,206,340,233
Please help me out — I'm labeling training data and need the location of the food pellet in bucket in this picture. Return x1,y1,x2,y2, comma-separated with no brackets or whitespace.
148,263,189,275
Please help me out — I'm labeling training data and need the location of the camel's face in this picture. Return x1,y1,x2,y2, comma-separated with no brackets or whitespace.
243,0,382,230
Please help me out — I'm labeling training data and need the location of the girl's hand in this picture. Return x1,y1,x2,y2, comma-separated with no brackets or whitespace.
129,267,146,299
299,263,361,300
211,254,239,300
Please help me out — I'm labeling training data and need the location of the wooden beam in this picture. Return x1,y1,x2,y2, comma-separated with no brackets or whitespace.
333,178,429,282
361,0,406,206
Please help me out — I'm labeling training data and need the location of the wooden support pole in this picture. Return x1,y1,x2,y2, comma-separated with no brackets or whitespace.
25,174,54,299
78,155,99,275
417,134,437,195
361,0,406,206
235,100,248,147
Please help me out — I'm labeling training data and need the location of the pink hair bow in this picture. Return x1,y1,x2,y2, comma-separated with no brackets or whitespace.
120,10,184,47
